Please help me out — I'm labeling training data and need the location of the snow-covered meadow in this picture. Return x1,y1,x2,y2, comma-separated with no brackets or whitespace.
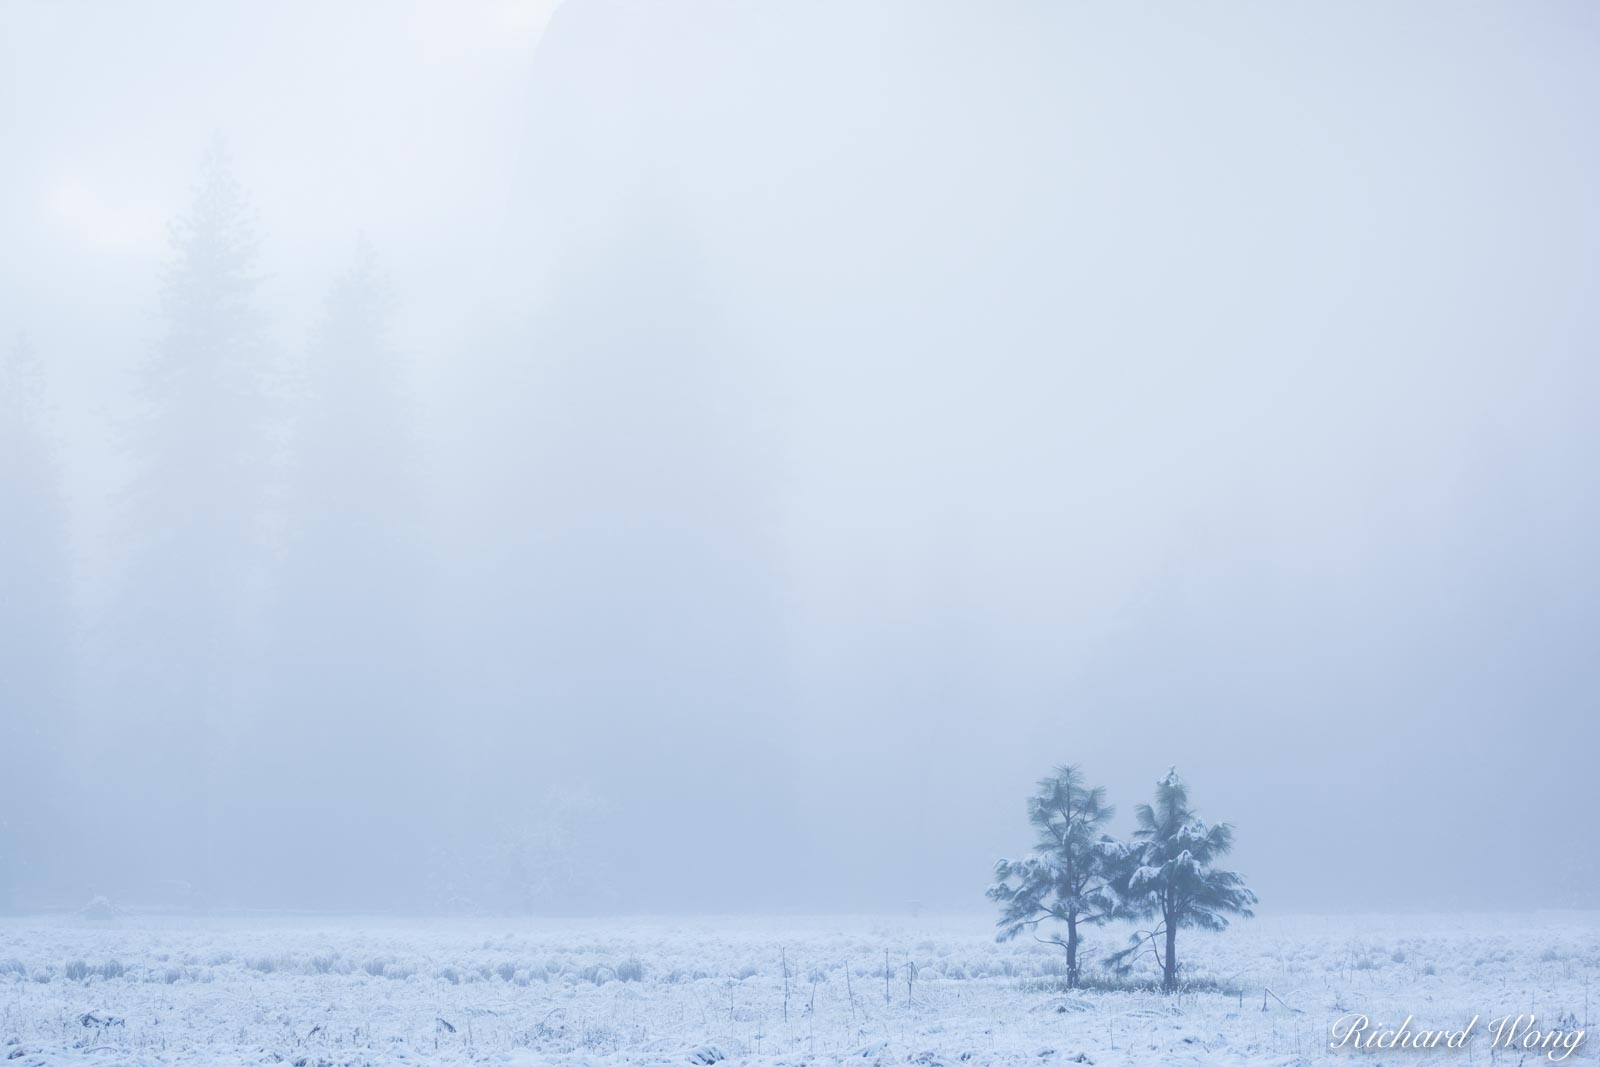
2,912,1594,1066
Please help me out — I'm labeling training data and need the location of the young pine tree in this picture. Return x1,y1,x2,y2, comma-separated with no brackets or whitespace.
987,765,1121,988
1108,768,1257,992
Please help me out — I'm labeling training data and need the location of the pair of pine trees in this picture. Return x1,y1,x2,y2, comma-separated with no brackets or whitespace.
988,766,1256,993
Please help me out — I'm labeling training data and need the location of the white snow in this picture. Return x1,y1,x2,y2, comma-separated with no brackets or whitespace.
1,911,1595,1065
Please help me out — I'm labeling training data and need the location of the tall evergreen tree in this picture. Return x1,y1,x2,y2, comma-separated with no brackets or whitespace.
255,239,435,907
1108,768,1257,992
93,143,275,905
0,333,73,909
987,765,1121,987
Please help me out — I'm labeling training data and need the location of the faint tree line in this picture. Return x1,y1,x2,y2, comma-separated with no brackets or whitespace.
0,140,439,910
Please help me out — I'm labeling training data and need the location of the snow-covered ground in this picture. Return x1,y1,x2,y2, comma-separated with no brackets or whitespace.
1,911,1594,1065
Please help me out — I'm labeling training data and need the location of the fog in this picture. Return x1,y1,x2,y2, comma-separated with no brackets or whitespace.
3,1,1597,917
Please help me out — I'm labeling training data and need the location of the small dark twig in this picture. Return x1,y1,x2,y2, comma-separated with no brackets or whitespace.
1263,987,1302,1014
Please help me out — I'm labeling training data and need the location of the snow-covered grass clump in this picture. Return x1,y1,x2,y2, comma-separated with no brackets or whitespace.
0,911,1594,1065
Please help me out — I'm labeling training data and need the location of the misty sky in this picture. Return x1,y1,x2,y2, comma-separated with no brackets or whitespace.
3,1,1598,915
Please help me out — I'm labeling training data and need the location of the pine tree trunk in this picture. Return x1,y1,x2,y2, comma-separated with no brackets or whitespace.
1065,918,1079,989
1162,920,1178,993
